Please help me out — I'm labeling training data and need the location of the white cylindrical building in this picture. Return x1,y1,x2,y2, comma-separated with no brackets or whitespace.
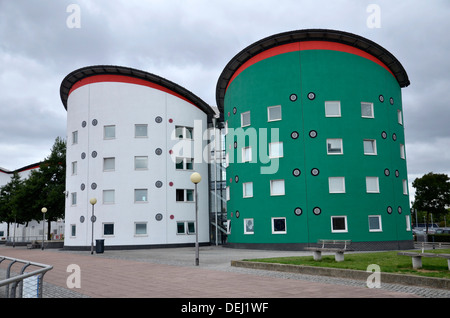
60,65,215,250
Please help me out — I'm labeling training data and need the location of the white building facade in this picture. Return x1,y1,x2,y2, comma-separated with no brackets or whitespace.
60,66,215,249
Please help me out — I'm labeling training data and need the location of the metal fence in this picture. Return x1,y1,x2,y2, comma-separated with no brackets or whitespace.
0,256,53,298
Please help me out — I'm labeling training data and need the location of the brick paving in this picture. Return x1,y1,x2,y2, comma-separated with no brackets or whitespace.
0,245,446,299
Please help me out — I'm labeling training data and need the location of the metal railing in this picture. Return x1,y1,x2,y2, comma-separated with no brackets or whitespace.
0,256,53,298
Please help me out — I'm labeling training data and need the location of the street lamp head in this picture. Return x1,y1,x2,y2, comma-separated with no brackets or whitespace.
41,207,47,214
190,172,202,184
89,198,97,205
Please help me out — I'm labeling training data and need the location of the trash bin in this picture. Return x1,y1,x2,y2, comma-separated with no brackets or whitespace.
95,239,105,254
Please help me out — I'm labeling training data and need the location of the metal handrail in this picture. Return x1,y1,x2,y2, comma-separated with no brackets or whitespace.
0,256,53,298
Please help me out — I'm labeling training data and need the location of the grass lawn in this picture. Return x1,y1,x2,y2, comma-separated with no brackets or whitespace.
244,249,450,279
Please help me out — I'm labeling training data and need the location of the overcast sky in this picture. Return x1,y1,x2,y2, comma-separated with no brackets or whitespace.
1,0,449,200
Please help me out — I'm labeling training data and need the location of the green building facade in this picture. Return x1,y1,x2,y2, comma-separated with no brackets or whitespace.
216,29,413,250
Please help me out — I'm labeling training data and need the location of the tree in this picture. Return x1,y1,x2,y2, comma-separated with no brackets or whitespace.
412,172,450,233
0,172,25,237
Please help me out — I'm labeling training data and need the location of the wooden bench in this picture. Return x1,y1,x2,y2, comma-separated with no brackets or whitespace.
397,252,450,270
305,240,352,262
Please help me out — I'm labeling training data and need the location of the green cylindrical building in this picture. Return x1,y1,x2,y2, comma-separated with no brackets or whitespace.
216,29,412,250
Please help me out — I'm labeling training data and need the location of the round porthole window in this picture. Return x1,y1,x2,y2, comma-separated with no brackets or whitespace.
384,169,390,176
309,130,317,138
155,181,163,188
390,97,394,105
155,116,163,123
80,216,85,223
91,151,97,158
91,183,97,190
291,131,299,139
80,183,85,191
387,206,393,214
313,207,321,215
292,168,301,177
155,148,163,155
311,168,319,176
235,211,240,218
81,152,86,159
307,92,316,100
392,133,397,141
381,131,387,139
82,121,87,128
294,207,303,216
234,175,239,183
155,213,163,221
234,141,237,149
289,94,297,102
92,119,98,126
398,206,402,214
379,95,384,103
395,170,400,177
233,107,237,115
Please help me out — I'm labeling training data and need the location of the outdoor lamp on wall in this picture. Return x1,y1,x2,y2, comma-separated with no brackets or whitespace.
89,198,97,255
41,207,47,250
190,172,201,266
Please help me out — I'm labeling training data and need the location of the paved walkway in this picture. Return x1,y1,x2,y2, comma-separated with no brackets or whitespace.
0,245,448,298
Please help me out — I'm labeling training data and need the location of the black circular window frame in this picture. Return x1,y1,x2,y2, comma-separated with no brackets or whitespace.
292,168,301,177
294,207,303,216
313,207,321,215
311,168,319,176
309,130,317,138
289,94,297,102
307,92,316,100
291,131,299,139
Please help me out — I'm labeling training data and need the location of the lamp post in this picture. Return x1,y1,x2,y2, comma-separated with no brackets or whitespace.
41,207,47,250
190,172,201,266
89,198,97,254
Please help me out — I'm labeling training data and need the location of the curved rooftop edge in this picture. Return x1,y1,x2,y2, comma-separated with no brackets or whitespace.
0,162,41,174
60,65,216,116
216,29,410,112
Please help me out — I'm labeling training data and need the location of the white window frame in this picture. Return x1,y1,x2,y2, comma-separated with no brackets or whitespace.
103,223,114,236
226,186,230,201
135,124,148,138
368,215,382,232
103,157,115,171
402,179,408,195
135,222,148,236
134,189,148,203
242,147,252,163
244,218,254,234
243,182,253,198
71,161,77,175
270,179,285,196
176,189,194,202
134,156,148,170
400,144,405,159
331,216,348,233
327,138,343,155
267,105,282,122
361,102,374,118
241,111,251,127
72,131,78,144
366,177,380,193
271,217,287,234
103,189,115,204
325,101,341,117
269,142,283,158
328,177,346,193
397,109,403,125
104,125,116,139
175,157,194,170
363,139,377,155
71,192,77,206
175,126,194,140
406,215,411,231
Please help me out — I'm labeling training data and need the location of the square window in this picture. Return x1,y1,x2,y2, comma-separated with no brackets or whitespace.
104,125,116,139
242,147,252,162
331,216,347,233
329,177,345,193
103,189,115,204
135,189,148,202
186,189,194,202
244,218,254,234
272,217,286,234
135,223,147,235
176,189,185,202
243,182,253,198
135,156,148,170
369,215,382,232
187,222,195,234
361,102,374,118
327,139,343,154
135,124,148,137
185,158,194,170
103,223,114,236
241,111,251,127
269,142,283,158
366,177,379,193
325,101,341,117
185,127,194,139
103,157,115,171
175,158,184,170
363,139,377,155
268,105,282,121
270,179,285,196
175,126,184,139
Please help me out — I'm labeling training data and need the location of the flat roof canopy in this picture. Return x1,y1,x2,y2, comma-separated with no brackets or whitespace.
60,65,215,116
216,29,410,112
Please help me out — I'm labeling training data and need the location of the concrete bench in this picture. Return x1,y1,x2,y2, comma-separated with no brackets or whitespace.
305,240,352,262
397,252,450,270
